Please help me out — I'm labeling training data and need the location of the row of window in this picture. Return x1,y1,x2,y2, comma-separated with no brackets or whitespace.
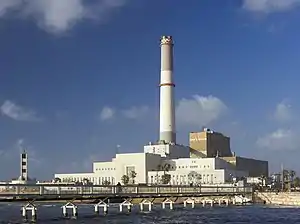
94,165,212,172
175,165,210,169
95,168,116,171
61,177,115,185
149,174,217,184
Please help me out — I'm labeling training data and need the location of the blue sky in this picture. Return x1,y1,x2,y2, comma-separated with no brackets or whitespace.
1,0,300,180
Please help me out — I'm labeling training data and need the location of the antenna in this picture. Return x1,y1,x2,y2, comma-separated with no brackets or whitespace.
116,145,121,154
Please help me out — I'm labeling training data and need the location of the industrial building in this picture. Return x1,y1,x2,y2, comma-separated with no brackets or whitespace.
189,128,268,177
54,36,268,185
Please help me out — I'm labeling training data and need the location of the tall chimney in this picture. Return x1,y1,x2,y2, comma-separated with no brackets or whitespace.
159,36,176,143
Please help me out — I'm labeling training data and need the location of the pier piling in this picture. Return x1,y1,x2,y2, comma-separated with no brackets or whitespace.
94,200,109,215
21,202,37,222
62,202,78,218
119,199,133,213
162,198,174,210
139,199,153,212
184,198,195,208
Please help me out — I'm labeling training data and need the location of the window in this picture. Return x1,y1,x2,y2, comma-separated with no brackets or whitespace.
126,166,135,176
22,162,26,166
22,169,26,173
22,154,26,159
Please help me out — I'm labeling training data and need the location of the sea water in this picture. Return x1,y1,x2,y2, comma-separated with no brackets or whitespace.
1,203,300,223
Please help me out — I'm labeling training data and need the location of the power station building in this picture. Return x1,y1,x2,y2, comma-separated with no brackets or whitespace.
54,36,268,185
189,128,268,177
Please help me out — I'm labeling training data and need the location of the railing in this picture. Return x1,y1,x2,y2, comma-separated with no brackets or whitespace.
0,184,253,197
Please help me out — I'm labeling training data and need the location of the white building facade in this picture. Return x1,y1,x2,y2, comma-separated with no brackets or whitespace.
54,143,248,185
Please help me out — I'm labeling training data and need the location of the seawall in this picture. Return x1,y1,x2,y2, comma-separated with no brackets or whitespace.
255,192,300,206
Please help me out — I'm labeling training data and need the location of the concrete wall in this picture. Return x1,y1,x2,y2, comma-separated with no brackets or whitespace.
146,157,247,184
54,173,103,184
143,144,190,159
114,153,147,184
93,161,115,173
168,144,190,159
221,156,268,177
189,130,232,158
256,192,300,206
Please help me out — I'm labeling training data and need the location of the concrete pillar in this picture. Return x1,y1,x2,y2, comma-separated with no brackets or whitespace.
104,204,108,214
127,204,132,212
21,207,27,220
62,206,68,217
94,205,99,215
16,186,20,195
140,203,144,211
170,202,173,210
31,208,37,221
39,186,44,195
72,206,78,217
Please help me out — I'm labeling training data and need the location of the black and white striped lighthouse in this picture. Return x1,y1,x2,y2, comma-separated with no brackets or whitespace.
20,150,28,181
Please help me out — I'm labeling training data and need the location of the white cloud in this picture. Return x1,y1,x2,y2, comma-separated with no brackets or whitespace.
0,0,128,34
99,106,115,121
0,100,41,122
256,129,299,151
122,106,149,119
273,100,293,123
243,0,300,13
176,95,228,127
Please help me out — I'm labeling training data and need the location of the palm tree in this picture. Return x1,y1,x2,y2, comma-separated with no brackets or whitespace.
188,171,198,185
130,171,137,184
290,170,296,185
294,177,300,187
53,177,61,183
156,164,161,184
121,175,129,185
161,173,171,184
103,180,111,186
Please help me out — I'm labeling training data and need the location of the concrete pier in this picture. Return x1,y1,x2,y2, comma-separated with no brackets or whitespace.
21,202,37,222
162,198,174,210
183,198,195,208
119,199,133,212
16,194,251,220
62,202,78,218
140,199,153,212
94,200,109,215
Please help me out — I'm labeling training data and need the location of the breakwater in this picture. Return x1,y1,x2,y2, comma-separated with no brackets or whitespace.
255,191,300,206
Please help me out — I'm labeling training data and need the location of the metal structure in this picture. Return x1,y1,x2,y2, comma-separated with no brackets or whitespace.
0,184,252,199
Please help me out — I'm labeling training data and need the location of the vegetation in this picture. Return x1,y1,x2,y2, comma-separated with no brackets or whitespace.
294,177,300,187
53,177,61,183
121,175,130,185
102,180,111,186
161,173,171,184
188,171,198,184
130,171,137,184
